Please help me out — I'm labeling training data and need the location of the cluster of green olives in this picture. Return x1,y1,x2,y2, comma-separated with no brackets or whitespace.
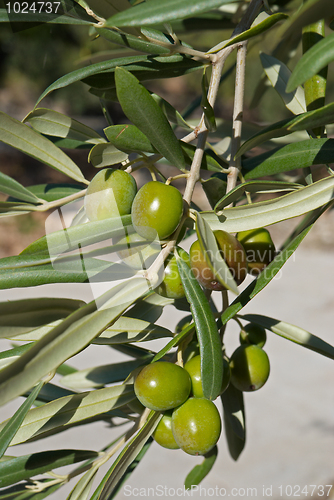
85,168,183,241
133,361,222,456
84,168,276,299
189,227,276,291
229,323,270,392
84,168,187,292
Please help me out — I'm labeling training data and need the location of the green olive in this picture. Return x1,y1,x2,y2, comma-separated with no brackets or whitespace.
84,168,137,221
184,355,231,398
171,398,221,455
153,411,180,450
189,230,248,290
131,181,183,240
155,248,190,299
237,228,275,275
240,323,267,348
230,344,270,392
134,361,191,411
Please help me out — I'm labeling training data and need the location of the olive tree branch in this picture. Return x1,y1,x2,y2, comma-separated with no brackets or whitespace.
226,41,248,203
182,0,263,205
145,0,263,282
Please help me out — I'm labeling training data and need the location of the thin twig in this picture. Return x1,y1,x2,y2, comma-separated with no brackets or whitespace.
226,41,248,202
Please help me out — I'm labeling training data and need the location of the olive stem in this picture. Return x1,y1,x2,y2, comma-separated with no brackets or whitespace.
166,174,189,185
226,41,248,205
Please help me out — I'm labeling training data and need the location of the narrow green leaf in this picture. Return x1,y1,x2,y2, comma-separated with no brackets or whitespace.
0,449,99,488
0,278,149,407
105,0,234,27
84,54,205,90
21,183,85,203
88,143,128,168
0,112,87,184
151,322,195,363
115,67,186,170
35,55,150,105
221,384,246,460
288,102,334,132
94,317,173,345
201,72,216,132
151,94,193,130
237,104,334,157
203,176,334,233
184,446,218,489
0,385,134,445
95,26,170,55
0,254,120,289
0,344,32,363
24,108,105,144
287,31,334,92
90,411,161,500
66,463,100,500
214,180,302,212
21,214,132,256
0,171,41,204
0,297,84,332
243,139,334,179
208,13,288,53
196,212,239,294
221,224,315,325
103,124,156,154
176,253,223,401
125,292,173,324
109,438,153,500
60,357,152,389
25,382,76,405
260,53,306,115
0,382,43,460
241,314,334,360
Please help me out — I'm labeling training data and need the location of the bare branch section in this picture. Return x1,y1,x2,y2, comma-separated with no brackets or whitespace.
227,41,248,202
182,0,263,206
